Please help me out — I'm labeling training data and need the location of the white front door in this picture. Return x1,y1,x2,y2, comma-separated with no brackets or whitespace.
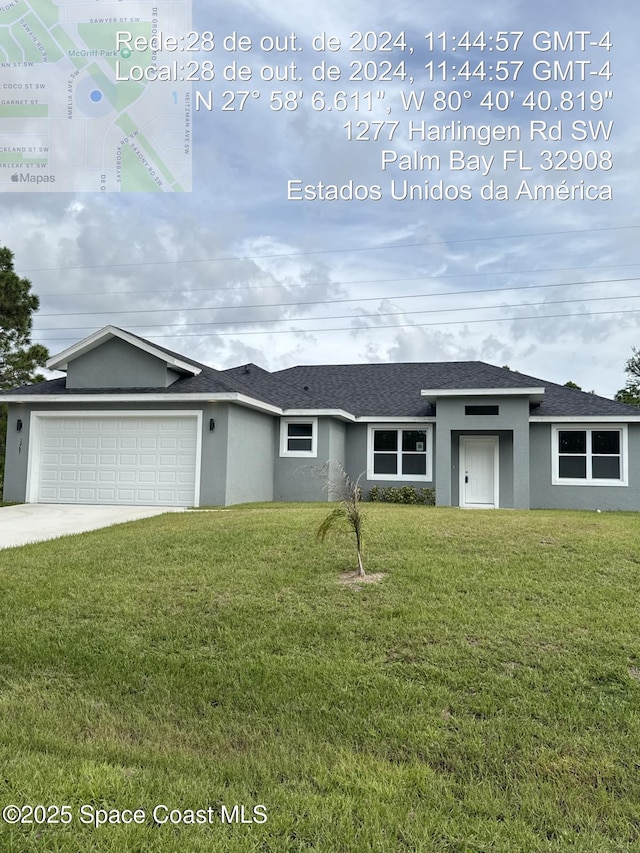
460,437,499,508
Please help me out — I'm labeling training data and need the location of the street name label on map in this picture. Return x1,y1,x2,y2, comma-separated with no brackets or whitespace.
0,0,192,192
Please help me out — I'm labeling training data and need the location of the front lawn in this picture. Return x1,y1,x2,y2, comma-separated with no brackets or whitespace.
0,505,639,852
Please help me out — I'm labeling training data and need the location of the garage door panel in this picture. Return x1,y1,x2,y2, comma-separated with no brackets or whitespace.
116,488,136,501
61,487,83,500
35,415,198,506
136,489,156,501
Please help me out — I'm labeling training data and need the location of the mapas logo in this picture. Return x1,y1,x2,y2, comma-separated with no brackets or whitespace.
11,172,55,184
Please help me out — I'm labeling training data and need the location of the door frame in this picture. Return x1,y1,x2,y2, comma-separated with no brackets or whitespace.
459,436,499,509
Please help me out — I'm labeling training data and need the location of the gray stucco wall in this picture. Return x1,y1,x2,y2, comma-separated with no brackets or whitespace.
3,402,30,502
435,396,531,509
8,397,638,512
224,405,275,505
344,423,436,499
529,422,640,511
198,403,230,506
66,338,179,388
274,418,347,501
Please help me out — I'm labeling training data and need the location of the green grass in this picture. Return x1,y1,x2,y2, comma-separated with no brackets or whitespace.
1,504,640,852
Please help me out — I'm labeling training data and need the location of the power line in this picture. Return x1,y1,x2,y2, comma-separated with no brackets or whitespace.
34,262,640,300
34,292,640,333
37,305,640,341
20,224,640,273
33,276,640,319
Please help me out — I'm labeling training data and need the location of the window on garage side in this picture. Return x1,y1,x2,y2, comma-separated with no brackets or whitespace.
368,426,431,480
280,418,318,457
554,426,626,485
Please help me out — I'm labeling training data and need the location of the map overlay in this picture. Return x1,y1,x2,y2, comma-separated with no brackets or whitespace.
0,0,192,192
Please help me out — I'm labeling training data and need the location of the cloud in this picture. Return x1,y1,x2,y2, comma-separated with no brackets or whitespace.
0,0,637,399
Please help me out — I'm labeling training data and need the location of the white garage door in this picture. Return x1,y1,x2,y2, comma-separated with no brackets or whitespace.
34,415,199,506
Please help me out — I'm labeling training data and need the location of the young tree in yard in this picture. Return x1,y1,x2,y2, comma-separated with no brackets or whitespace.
0,246,49,488
315,462,366,577
615,348,640,406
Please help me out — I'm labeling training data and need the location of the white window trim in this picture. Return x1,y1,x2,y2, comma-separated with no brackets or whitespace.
279,417,318,458
551,424,628,487
367,424,433,482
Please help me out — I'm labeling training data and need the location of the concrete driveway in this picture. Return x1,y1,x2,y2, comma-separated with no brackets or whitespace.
0,504,185,550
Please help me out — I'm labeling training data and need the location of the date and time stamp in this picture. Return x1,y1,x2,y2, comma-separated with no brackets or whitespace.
107,25,616,202
112,28,612,84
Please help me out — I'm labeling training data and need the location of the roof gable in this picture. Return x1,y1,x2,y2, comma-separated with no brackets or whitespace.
47,326,202,377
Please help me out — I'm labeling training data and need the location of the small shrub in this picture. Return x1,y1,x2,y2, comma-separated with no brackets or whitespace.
421,487,436,506
368,485,435,505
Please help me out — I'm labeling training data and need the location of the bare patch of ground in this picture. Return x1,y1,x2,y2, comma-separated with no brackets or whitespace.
338,571,387,585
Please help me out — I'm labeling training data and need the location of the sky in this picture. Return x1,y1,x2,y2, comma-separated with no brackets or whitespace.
2,0,639,398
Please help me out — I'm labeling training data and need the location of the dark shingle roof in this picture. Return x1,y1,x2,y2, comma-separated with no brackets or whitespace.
3,329,639,420
268,361,640,418
531,382,640,418
221,363,335,410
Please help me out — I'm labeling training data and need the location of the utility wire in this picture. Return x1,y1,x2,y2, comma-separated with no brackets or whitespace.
33,292,640,333
20,224,640,273
35,262,640,299
33,276,640,319
38,306,640,341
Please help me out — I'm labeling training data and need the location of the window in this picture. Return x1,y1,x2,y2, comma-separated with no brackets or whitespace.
280,418,317,457
552,425,627,485
465,405,499,416
368,426,432,481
